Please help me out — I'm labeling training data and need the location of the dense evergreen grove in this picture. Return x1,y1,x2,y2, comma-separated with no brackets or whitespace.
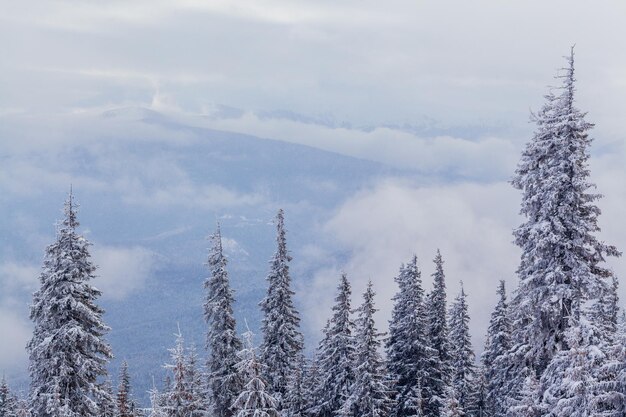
2,50,624,417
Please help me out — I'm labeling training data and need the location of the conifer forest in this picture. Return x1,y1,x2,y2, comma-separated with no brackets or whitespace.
1,48,625,417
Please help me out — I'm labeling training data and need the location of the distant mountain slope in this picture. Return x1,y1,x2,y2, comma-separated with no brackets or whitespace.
0,108,418,403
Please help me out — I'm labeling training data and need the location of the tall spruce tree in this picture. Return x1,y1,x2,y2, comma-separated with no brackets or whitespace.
340,281,389,417
469,370,487,417
101,378,117,417
442,386,463,417
601,311,626,415
163,329,192,417
259,209,304,406
424,250,451,417
283,355,306,417
588,277,623,416
596,305,626,416
232,331,279,417
0,377,17,417
448,284,476,415
204,224,242,417
386,256,435,417
507,372,541,417
301,357,321,417
510,47,621,382
481,280,511,417
27,192,113,417
312,273,356,417
185,345,207,417
117,361,134,417
148,379,167,417
14,399,30,417
539,301,607,417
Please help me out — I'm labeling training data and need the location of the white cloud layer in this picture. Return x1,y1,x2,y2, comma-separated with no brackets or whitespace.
203,113,519,179
91,245,157,300
301,173,626,353
0,308,31,376
0,262,38,375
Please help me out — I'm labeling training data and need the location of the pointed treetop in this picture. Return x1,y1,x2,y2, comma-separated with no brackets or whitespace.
211,222,223,254
430,250,447,314
562,45,575,71
242,328,254,351
557,44,577,108
433,250,445,279
63,188,79,230
215,220,221,236
274,208,292,262
497,280,506,298
364,279,375,301
338,272,351,299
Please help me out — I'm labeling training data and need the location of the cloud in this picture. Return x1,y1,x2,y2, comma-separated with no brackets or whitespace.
117,180,264,210
0,262,38,376
301,179,521,350
302,154,626,351
0,307,31,376
91,245,157,300
221,237,250,258
202,111,519,180
0,262,40,295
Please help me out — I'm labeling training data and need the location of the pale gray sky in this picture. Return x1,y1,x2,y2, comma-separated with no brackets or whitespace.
2,1,626,132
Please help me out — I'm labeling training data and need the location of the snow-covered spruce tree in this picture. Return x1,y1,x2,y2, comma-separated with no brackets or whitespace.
259,210,304,407
232,330,279,417
386,256,436,417
163,329,192,417
442,386,463,417
312,273,356,417
0,376,17,417
283,355,306,417
507,371,541,417
185,344,208,417
340,281,389,417
401,384,424,417
424,250,452,417
100,378,117,417
301,357,321,417
481,280,511,417
605,315,626,415
588,276,623,416
46,380,66,417
510,47,621,380
602,275,620,333
27,192,113,417
117,361,135,417
468,370,487,417
148,380,168,417
14,398,31,417
448,284,476,416
204,224,243,417
539,300,607,417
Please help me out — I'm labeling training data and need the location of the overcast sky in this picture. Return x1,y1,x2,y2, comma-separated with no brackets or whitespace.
2,0,626,379
2,1,626,132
